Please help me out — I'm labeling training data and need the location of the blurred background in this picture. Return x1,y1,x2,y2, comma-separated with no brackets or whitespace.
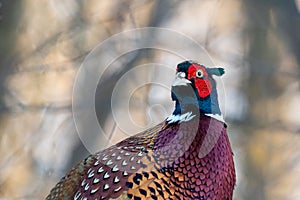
0,0,300,199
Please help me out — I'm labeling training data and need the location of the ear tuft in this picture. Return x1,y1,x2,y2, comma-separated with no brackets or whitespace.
207,68,225,76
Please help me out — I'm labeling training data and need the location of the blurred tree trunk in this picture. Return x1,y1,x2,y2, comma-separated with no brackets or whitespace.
272,0,300,72
0,1,22,113
242,1,274,199
0,0,22,194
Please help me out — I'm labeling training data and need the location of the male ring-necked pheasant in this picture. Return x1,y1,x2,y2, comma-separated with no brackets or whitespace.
47,61,236,200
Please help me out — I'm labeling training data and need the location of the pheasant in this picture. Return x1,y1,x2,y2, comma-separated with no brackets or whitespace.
46,61,236,200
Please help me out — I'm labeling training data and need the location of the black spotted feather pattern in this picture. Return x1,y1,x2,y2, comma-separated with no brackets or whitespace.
46,116,235,200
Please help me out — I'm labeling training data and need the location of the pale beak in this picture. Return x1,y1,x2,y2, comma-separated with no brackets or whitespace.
172,72,191,86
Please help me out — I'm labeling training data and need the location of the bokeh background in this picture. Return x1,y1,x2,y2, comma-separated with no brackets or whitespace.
1,0,300,199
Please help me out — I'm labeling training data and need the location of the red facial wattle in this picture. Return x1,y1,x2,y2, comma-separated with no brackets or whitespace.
187,64,212,98
194,79,212,98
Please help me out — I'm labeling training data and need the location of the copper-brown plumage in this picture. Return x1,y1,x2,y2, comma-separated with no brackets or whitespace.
46,61,236,200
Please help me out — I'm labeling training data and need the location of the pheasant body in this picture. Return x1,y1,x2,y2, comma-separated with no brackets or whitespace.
47,61,236,200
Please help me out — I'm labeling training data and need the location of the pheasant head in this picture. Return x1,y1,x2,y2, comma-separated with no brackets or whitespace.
168,60,225,124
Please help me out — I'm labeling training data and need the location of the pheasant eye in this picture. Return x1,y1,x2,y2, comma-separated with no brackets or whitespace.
196,69,204,78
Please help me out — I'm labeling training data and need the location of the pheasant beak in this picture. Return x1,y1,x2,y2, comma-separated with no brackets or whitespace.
172,72,191,86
